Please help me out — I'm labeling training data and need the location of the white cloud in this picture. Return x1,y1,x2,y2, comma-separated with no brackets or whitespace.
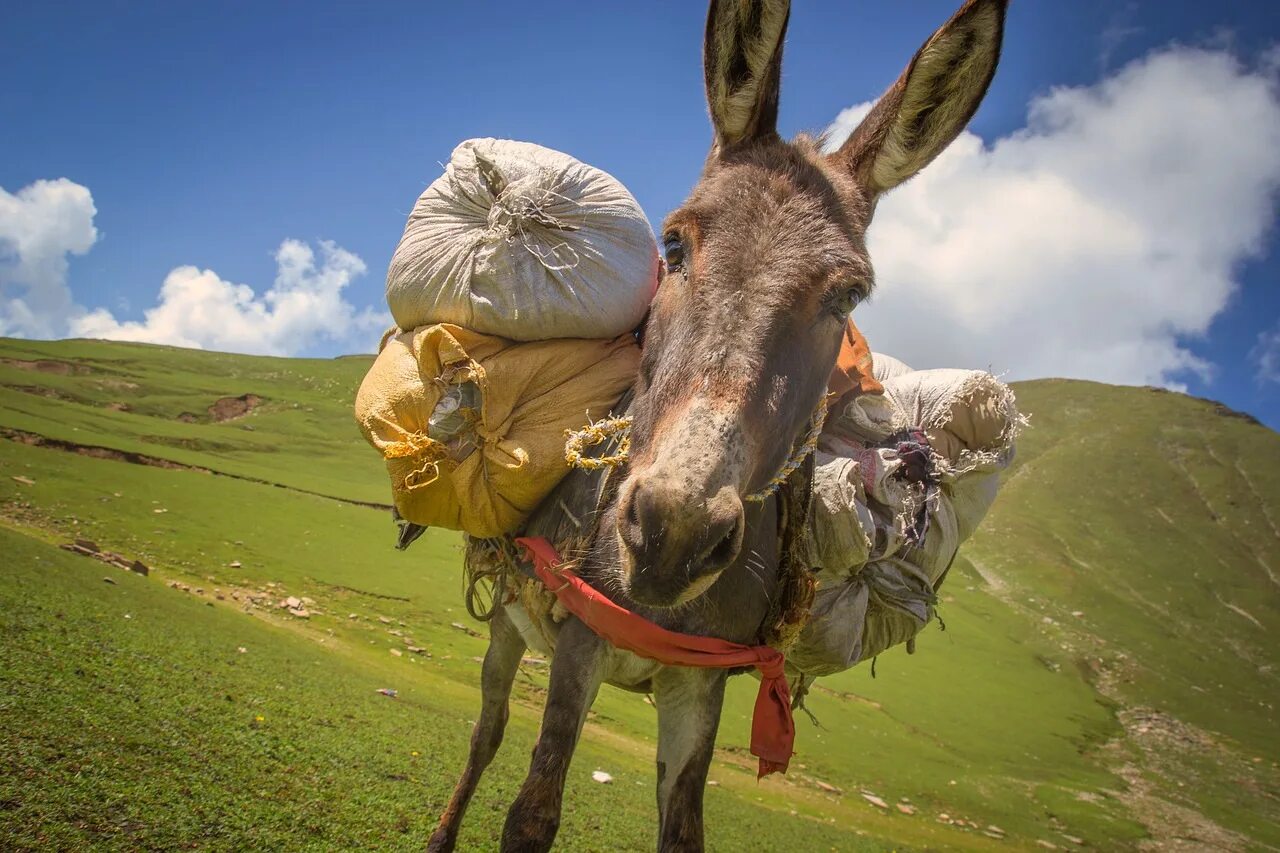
0,176,384,356
825,45,1280,389
1253,322,1280,385
72,239,386,356
0,178,98,338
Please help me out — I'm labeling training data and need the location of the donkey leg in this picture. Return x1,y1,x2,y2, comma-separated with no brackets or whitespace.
501,617,605,853
427,607,526,853
653,666,728,853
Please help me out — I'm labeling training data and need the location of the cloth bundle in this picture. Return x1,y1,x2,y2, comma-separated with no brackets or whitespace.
355,324,639,538
789,361,1022,677
386,138,659,341
358,140,656,538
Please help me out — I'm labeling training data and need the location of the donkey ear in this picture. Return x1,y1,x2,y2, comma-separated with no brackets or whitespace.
830,0,1008,197
703,0,792,152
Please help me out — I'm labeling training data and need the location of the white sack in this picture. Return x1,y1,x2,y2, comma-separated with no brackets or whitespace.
870,351,913,382
386,138,659,341
792,367,1022,677
824,352,914,446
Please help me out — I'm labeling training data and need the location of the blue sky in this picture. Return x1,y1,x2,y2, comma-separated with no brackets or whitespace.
2,1,1279,427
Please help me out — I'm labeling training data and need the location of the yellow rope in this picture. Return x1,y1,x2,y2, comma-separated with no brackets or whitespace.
744,394,828,503
377,427,449,492
381,431,438,459
560,394,828,502
402,454,446,491
564,415,632,471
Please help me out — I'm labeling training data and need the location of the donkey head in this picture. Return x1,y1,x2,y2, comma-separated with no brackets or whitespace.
614,0,1009,607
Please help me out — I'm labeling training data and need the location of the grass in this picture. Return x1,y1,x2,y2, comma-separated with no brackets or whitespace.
0,336,383,503
2,337,1278,850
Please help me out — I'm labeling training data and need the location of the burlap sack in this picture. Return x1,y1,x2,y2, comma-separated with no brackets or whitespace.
386,139,659,341
791,368,1022,676
355,324,639,537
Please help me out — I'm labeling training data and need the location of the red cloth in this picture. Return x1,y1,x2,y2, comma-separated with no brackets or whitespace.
515,536,794,778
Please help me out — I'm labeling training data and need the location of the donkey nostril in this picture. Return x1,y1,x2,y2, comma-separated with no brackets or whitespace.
623,490,640,532
708,529,737,566
704,514,743,569
617,483,654,556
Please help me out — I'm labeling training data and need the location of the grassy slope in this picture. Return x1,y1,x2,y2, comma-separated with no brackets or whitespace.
0,337,383,504
1,337,1277,851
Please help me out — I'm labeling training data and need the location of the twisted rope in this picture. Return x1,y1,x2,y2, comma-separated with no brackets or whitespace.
744,394,828,504
370,418,450,492
563,415,632,471
562,394,828,504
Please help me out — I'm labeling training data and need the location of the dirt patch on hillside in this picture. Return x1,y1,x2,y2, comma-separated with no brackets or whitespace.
1207,402,1263,427
1098,705,1256,851
3,384,75,401
208,394,263,422
0,357,92,375
0,425,391,511
4,383,132,413
0,427,212,473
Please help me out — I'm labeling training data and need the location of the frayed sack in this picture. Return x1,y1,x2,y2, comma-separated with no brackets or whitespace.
791,366,1023,676
386,138,659,342
870,352,914,384
355,324,639,538
789,558,940,676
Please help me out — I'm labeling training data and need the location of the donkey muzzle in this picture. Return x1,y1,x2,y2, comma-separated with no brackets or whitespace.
615,477,744,608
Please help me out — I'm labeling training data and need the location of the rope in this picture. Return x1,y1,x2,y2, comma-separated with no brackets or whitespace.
745,394,827,504
563,415,632,470
562,394,828,504
373,422,450,492
462,535,522,622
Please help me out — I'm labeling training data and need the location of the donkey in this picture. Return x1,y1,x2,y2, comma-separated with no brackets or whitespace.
427,1,1008,850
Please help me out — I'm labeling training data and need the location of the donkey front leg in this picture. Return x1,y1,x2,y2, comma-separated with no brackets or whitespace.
653,666,727,852
501,617,605,853
428,607,526,853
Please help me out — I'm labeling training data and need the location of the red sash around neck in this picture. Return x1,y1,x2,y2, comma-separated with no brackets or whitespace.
515,536,794,778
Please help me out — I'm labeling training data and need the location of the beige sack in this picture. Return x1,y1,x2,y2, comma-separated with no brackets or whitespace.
355,324,639,538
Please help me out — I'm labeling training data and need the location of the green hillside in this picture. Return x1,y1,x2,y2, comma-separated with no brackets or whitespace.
1,336,1276,851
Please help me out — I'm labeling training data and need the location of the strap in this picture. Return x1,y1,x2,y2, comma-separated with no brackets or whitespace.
515,536,794,778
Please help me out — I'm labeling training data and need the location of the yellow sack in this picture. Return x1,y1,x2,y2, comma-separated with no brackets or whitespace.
355,323,639,538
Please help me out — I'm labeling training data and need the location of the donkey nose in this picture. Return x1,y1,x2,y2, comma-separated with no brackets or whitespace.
616,479,745,607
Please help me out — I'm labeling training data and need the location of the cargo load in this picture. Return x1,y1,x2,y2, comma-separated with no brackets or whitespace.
362,138,1016,682
789,363,1022,677
386,138,659,341
355,324,639,538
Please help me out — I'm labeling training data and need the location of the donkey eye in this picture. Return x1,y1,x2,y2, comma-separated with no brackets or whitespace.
662,234,685,272
828,286,863,318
